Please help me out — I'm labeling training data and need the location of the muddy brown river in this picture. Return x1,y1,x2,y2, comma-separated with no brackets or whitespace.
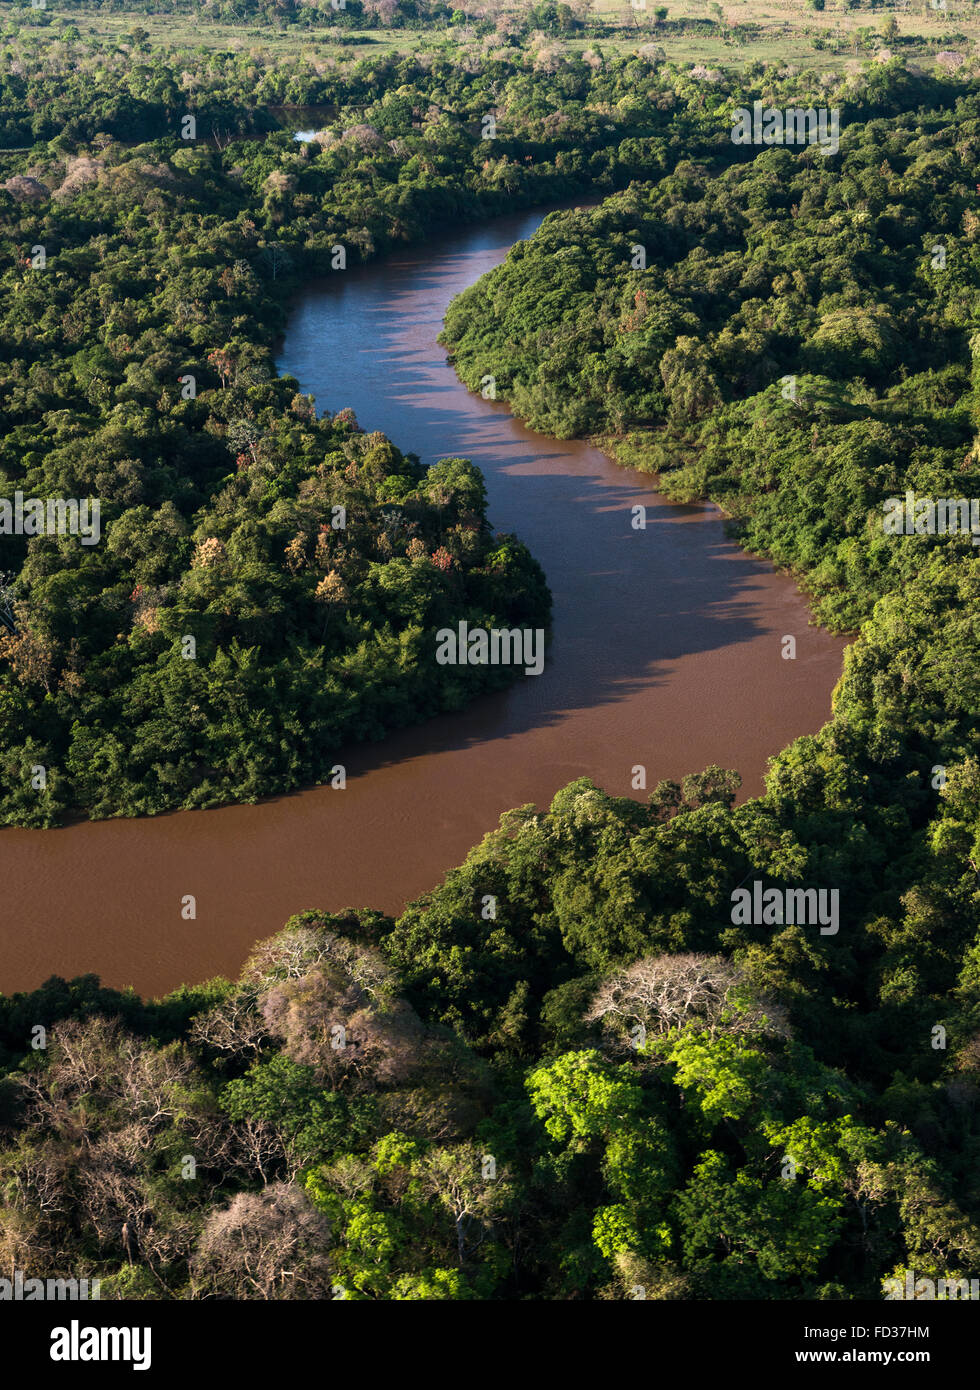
0,207,849,998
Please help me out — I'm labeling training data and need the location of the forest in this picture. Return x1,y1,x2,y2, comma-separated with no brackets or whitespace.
1,13,980,1303
0,26,796,826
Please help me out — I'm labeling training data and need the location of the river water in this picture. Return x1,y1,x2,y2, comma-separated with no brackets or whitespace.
0,207,849,998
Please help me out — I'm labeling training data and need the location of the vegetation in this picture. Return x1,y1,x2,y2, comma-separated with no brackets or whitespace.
5,727,980,1299
442,64,980,634
2,12,980,1302
14,0,980,72
0,26,848,825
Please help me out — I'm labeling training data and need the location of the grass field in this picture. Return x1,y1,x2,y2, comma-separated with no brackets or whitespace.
10,0,980,69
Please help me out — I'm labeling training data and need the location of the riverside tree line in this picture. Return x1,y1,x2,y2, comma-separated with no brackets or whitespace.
1,27,980,1299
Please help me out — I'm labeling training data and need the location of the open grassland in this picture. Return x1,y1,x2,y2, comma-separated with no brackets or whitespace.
20,0,980,68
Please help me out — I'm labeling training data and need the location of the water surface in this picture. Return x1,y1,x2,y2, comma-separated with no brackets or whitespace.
0,208,848,997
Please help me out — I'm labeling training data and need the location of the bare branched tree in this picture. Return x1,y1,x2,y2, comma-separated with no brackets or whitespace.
586,953,790,1050
0,571,17,634
192,1183,333,1300
189,987,269,1064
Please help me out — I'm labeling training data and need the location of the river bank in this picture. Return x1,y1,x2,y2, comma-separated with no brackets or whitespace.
0,206,848,998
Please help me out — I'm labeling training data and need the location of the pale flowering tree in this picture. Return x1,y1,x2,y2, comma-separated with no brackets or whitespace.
245,922,450,1094
342,123,383,149
314,569,350,638
283,532,309,574
262,169,296,197
314,569,349,606
257,936,426,1092
191,537,227,569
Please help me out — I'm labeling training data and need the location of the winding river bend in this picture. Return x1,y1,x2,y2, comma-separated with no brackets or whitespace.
1,207,849,998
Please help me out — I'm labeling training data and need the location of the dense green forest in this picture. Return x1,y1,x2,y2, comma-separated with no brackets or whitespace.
2,19,980,1302
5,735,980,1298
441,74,980,632
0,30,971,823
2,28,828,827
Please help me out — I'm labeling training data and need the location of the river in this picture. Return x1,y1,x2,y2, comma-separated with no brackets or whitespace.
0,207,849,998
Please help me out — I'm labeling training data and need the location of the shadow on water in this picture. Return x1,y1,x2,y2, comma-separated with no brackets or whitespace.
0,203,849,997
278,209,781,759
